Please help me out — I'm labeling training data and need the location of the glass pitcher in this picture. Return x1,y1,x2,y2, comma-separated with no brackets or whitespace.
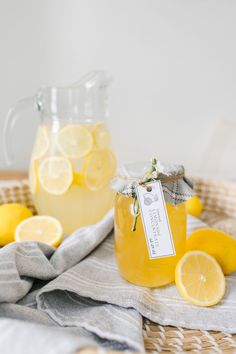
4,71,116,233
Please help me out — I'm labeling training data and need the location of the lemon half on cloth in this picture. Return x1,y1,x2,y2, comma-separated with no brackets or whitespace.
175,251,225,307
15,216,63,247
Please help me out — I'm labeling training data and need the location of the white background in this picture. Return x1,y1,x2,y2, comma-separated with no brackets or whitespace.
0,0,236,178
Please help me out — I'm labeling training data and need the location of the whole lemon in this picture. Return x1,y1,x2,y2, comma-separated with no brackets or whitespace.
186,195,204,217
187,228,236,275
0,203,32,246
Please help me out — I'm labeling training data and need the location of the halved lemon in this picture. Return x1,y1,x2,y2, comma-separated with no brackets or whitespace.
56,125,93,159
92,122,111,149
15,215,63,247
39,157,73,195
32,126,49,160
175,251,225,307
84,149,116,191
29,160,38,195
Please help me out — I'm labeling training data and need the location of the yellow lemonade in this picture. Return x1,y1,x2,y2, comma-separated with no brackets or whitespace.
29,122,116,234
114,194,186,287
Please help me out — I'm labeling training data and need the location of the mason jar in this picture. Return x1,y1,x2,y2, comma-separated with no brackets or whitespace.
113,161,194,287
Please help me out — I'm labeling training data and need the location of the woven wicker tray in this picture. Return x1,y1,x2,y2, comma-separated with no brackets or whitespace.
0,177,236,353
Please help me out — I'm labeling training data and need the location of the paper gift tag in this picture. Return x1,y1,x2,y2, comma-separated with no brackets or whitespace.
136,181,176,259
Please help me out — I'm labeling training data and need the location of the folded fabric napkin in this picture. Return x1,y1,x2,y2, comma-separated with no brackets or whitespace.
0,210,236,354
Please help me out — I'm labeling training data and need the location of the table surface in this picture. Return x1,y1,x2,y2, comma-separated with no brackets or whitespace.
0,171,27,180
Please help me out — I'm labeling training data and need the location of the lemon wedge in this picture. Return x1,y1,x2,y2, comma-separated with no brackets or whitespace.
92,122,111,149
175,251,225,307
39,157,73,195
32,126,49,160
56,125,93,159
15,215,62,247
84,149,116,191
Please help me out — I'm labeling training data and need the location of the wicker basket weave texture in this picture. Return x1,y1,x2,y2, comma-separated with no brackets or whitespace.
0,177,236,354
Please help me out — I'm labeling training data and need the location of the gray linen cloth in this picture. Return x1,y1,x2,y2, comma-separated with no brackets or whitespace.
0,210,236,354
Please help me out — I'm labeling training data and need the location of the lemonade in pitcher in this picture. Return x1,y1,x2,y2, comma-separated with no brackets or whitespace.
30,121,116,233
4,72,116,233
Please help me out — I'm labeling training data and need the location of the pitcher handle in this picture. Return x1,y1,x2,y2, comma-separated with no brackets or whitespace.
3,96,35,166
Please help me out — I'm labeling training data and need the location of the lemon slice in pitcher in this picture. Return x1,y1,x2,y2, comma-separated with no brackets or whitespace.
92,122,111,149
84,149,116,191
32,126,49,160
175,251,225,307
56,125,93,159
39,157,73,195
15,215,63,247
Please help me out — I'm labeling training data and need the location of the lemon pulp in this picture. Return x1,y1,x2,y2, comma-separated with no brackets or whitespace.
15,215,63,247
175,251,225,307
56,125,93,159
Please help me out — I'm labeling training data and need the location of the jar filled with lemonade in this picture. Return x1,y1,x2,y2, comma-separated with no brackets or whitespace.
4,72,116,233
112,159,194,287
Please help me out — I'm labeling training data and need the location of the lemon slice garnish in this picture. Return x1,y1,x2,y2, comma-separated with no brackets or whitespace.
56,125,93,159
15,215,63,247
84,149,116,191
29,160,38,195
92,122,111,149
32,126,49,160
39,157,73,195
175,251,226,307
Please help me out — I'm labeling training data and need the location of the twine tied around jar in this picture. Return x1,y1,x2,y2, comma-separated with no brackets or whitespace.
130,158,185,231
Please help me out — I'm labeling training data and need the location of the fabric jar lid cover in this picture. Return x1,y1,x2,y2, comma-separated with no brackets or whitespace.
111,160,194,205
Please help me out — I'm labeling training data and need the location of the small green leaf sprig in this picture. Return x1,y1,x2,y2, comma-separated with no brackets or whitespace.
131,157,161,231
